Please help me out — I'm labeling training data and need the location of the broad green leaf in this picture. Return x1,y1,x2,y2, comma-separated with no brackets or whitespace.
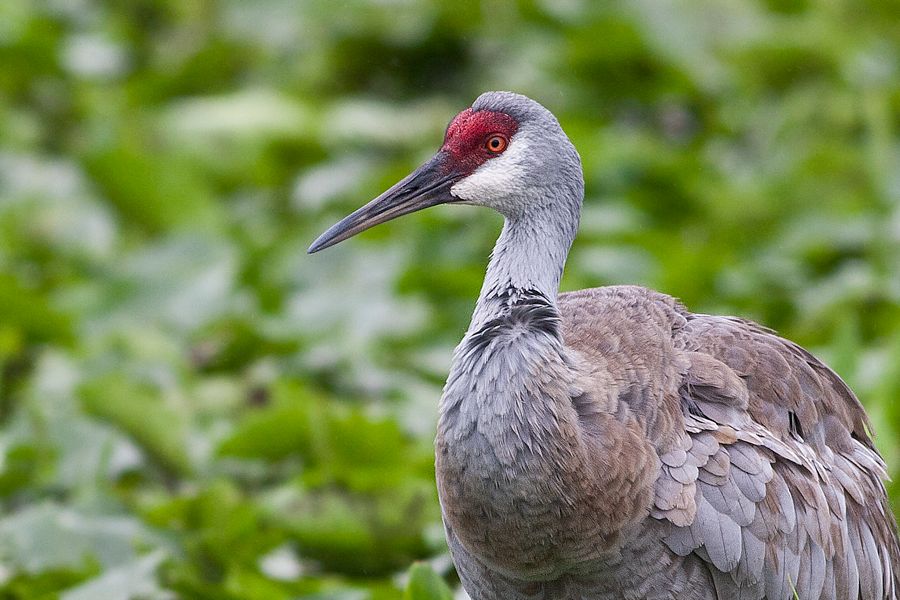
83,139,220,233
218,381,423,491
403,562,453,600
61,551,173,600
0,273,73,346
79,375,191,476
0,503,161,574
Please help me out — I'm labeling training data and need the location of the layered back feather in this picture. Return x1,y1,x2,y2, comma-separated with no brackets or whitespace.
560,286,900,599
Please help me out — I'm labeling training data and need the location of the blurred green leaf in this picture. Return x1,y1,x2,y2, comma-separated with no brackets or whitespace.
217,383,316,462
0,273,72,346
83,141,220,233
403,563,452,600
0,503,160,574
0,566,96,600
61,551,173,600
79,375,191,476
219,381,422,491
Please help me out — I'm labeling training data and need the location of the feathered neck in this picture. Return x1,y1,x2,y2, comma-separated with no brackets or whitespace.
469,207,578,332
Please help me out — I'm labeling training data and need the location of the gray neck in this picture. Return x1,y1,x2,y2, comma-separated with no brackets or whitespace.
470,206,578,330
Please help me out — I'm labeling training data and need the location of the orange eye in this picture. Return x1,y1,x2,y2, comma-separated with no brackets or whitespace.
486,135,508,153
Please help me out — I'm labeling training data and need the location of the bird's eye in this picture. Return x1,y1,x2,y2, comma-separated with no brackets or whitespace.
485,135,508,153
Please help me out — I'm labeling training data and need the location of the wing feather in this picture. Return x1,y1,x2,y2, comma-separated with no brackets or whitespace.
558,288,898,598
650,313,900,599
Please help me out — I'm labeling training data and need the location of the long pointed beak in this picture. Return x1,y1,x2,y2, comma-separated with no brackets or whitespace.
308,152,459,253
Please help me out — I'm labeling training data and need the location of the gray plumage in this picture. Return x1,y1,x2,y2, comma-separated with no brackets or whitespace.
310,91,900,599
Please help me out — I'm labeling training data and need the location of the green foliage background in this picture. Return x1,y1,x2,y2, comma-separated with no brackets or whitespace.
0,0,898,598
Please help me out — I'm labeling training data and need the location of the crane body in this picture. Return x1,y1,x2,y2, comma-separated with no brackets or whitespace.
309,92,900,599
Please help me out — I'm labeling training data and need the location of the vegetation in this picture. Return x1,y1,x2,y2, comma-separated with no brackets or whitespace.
0,0,897,598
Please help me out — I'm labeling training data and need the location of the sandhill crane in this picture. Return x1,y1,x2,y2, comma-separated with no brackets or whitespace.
308,92,900,599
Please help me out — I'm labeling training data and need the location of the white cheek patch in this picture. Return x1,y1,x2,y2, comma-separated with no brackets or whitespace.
450,135,532,210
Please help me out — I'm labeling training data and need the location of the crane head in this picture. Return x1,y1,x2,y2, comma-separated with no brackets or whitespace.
308,91,582,254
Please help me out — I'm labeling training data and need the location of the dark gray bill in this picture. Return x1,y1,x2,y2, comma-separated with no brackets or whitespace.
308,152,459,254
